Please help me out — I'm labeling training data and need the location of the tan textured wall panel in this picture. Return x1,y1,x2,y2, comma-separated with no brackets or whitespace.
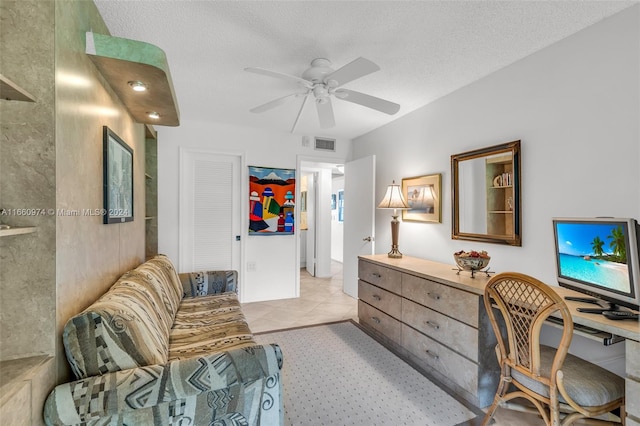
54,0,145,381
0,0,57,360
0,380,31,426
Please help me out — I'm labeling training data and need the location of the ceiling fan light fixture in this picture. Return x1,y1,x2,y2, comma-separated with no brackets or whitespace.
245,56,400,131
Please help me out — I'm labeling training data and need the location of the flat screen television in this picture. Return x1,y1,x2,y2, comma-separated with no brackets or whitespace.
552,217,640,312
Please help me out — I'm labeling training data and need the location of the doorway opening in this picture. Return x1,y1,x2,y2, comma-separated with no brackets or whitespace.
299,161,344,279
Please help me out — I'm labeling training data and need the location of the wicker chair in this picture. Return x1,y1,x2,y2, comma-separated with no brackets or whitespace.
482,272,625,426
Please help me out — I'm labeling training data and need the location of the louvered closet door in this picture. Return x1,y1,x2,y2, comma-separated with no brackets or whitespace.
179,150,241,274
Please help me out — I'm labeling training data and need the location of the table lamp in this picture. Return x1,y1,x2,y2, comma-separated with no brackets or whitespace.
377,180,410,258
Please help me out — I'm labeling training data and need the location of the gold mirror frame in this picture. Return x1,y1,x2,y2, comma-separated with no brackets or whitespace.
451,140,521,246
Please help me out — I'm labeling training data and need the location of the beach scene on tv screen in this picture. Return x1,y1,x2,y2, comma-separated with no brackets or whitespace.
556,223,630,293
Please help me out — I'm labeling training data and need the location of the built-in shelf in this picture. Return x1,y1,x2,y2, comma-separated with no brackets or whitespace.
0,74,35,102
145,173,153,179
145,216,155,220
86,32,179,126
0,226,36,237
488,211,513,214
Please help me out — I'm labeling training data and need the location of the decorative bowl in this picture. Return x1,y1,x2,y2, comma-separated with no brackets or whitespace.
453,251,491,271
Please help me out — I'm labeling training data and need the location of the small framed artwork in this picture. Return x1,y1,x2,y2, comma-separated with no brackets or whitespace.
103,126,134,224
337,190,344,222
402,173,441,223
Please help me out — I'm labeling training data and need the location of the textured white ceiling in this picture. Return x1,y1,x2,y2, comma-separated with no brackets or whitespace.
93,0,635,139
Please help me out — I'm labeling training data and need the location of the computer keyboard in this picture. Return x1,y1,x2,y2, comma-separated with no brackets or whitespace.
602,311,639,321
545,316,601,334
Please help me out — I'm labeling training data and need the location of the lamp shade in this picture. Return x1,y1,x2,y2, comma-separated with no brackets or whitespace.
377,181,409,209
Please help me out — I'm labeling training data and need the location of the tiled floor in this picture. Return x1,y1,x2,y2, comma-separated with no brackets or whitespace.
241,261,357,333
241,262,614,426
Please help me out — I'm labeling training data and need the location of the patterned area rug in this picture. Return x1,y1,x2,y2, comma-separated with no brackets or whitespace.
255,320,483,426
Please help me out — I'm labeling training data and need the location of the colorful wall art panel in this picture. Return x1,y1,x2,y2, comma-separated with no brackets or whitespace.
249,166,296,235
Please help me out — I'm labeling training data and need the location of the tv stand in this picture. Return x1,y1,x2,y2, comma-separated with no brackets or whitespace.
564,296,620,314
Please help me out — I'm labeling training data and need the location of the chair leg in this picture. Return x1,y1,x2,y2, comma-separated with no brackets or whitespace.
550,400,561,426
481,376,511,426
481,399,501,426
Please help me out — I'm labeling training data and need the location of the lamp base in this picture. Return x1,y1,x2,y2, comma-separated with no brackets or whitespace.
388,215,403,258
388,245,403,258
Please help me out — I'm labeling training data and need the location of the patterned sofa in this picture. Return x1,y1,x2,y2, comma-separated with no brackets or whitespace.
44,254,283,425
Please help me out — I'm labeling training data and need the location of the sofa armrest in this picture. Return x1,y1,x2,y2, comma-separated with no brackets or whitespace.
178,269,238,297
44,344,282,426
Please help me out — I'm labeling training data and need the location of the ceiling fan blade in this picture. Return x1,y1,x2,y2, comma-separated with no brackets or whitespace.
335,89,400,115
291,94,310,133
245,67,312,88
316,98,335,129
323,57,380,87
250,92,301,113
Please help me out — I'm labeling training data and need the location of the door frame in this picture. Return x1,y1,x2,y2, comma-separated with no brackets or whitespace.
179,148,246,299
297,154,345,293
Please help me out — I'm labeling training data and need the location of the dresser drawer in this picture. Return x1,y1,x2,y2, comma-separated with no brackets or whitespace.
626,340,640,421
626,378,640,421
403,324,478,395
402,298,478,362
359,260,401,294
359,300,401,345
402,274,479,327
627,339,640,378
359,280,402,320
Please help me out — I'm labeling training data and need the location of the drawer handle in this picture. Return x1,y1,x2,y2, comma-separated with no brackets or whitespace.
371,316,381,324
371,272,382,278
427,292,441,301
425,349,439,360
372,294,381,301
425,320,440,330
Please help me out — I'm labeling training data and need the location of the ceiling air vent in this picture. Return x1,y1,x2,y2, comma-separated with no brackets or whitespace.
314,137,336,152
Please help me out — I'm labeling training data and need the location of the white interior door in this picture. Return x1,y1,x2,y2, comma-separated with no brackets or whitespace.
179,150,241,274
343,155,376,297
305,172,316,276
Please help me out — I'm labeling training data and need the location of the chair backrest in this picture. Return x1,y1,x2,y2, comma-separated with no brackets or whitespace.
484,272,574,382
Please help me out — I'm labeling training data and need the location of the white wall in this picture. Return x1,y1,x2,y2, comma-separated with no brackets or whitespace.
331,176,345,262
157,120,351,302
353,5,639,374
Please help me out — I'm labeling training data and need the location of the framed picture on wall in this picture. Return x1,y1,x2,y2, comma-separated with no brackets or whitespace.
103,126,134,224
401,173,442,223
248,166,296,235
337,190,344,222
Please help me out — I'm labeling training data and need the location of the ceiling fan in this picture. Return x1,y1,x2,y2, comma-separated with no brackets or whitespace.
245,57,400,133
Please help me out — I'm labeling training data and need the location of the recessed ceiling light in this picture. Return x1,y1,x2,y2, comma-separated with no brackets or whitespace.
147,111,160,119
128,81,147,92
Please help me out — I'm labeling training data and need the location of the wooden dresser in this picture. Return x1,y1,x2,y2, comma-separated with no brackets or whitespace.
358,254,500,408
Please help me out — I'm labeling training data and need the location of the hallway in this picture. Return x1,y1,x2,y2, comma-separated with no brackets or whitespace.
241,261,358,333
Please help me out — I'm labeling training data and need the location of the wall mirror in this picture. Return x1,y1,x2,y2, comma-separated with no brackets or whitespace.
451,140,521,246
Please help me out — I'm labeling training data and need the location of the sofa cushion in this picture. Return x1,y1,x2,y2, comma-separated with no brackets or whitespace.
179,270,238,297
139,254,184,307
168,293,256,360
63,278,172,379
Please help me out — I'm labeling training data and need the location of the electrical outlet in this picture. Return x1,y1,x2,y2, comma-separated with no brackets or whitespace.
246,261,256,272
